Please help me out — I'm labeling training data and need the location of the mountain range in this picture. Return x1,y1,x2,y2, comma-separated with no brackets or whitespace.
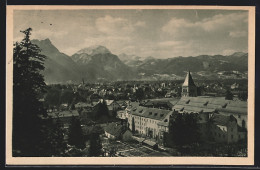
32,38,248,84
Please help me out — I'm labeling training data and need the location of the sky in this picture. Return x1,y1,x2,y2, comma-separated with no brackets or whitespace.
13,9,248,58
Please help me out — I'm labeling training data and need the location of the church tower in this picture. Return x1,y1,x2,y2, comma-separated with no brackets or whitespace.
181,71,197,97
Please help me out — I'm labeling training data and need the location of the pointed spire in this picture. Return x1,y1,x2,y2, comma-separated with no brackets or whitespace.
182,71,196,86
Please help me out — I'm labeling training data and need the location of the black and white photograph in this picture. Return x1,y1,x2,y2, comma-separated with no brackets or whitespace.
6,5,255,165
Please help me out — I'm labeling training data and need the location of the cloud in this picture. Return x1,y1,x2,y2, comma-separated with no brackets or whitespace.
223,49,236,56
95,15,134,35
229,31,247,38
162,18,195,35
162,12,248,38
62,47,80,56
200,13,247,32
135,21,146,27
158,41,183,47
31,29,68,40
13,10,248,59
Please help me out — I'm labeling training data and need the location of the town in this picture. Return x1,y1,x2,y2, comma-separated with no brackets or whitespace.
39,71,248,157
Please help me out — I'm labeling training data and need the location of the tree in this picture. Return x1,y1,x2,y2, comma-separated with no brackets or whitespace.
68,116,85,149
60,89,74,105
131,117,135,133
94,100,109,120
44,87,61,109
238,91,247,101
168,113,200,146
42,118,67,156
88,133,103,157
225,89,233,100
135,88,145,101
13,28,48,156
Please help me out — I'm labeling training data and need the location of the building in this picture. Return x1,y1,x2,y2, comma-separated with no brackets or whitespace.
99,99,121,112
210,114,246,143
75,102,98,110
216,100,247,129
181,71,197,97
104,122,126,140
127,106,174,140
172,96,247,143
116,100,128,110
142,98,178,110
173,96,247,130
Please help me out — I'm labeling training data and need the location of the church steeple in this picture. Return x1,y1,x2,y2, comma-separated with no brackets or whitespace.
182,71,196,87
181,71,197,97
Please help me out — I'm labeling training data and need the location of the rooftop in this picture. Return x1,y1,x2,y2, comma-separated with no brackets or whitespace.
104,123,124,137
212,114,237,126
183,71,196,87
173,96,247,115
130,106,173,121
46,110,79,118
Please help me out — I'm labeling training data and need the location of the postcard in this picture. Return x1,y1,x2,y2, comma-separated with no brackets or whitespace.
6,5,255,165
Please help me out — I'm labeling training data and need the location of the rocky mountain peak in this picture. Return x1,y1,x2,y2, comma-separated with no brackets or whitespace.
31,38,60,55
76,45,111,56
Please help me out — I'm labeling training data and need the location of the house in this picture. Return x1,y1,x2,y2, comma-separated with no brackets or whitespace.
75,102,99,110
216,100,247,129
210,114,246,143
231,83,239,90
116,100,128,110
105,100,121,111
99,99,121,112
104,123,126,140
117,110,128,120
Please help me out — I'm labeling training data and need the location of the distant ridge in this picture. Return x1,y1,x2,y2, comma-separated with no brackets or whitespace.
31,38,248,83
